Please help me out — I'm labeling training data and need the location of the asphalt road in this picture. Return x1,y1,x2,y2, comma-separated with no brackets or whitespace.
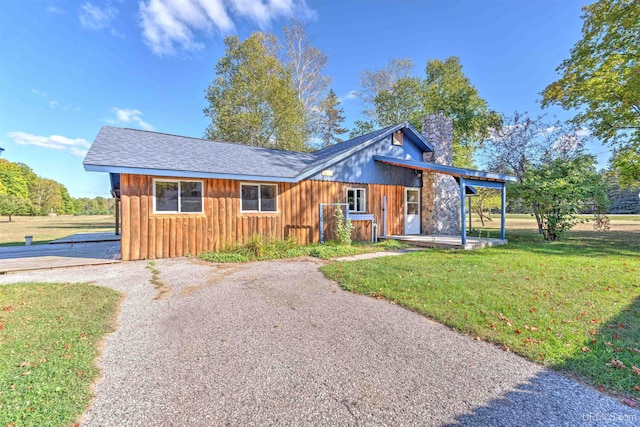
1,257,637,426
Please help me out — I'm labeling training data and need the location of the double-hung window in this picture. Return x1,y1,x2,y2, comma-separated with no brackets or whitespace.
241,183,278,212
346,188,366,213
154,179,203,213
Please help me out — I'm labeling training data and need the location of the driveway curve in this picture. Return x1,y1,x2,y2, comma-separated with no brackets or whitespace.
0,257,636,426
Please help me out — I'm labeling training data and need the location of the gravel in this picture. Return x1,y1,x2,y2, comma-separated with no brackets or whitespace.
1,257,637,426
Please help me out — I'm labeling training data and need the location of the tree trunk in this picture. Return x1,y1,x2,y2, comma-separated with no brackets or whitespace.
532,204,544,236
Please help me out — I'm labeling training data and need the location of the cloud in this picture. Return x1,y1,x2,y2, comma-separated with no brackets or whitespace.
344,90,359,100
49,100,59,108
79,2,117,30
575,127,591,137
139,0,313,56
108,108,155,131
70,147,89,157
8,132,91,155
32,89,48,97
47,6,64,14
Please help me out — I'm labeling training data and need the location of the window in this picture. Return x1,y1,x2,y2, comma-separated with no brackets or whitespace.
346,188,366,213
241,183,277,212
154,179,203,213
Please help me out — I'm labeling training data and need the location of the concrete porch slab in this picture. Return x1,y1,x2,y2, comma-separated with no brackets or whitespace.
381,234,507,250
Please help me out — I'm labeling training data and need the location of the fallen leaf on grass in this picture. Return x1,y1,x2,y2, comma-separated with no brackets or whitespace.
2,306,13,312
581,346,591,353
633,386,640,391
632,366,640,377
607,359,625,369
598,385,605,393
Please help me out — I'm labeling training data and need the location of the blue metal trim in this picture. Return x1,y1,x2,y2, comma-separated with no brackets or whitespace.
460,176,466,245
501,182,507,240
84,164,298,183
458,179,505,189
294,123,433,182
373,155,518,183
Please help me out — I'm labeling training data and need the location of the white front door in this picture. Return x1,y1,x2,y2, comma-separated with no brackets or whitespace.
404,187,420,235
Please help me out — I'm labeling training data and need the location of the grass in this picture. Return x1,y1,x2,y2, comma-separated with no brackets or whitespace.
321,217,640,401
199,235,408,263
0,283,121,426
0,215,115,247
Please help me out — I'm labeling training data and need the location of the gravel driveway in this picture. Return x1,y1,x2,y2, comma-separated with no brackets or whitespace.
0,257,636,426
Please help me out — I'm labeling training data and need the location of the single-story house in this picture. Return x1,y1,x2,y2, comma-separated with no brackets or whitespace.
83,113,516,261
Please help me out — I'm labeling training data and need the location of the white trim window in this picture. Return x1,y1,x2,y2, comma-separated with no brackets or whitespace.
153,179,203,213
346,188,366,213
241,183,278,213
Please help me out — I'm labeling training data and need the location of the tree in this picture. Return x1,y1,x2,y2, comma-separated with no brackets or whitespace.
359,58,414,121
481,112,587,183
512,154,608,240
318,89,348,147
30,178,63,215
541,0,640,185
0,159,31,198
0,194,30,222
374,77,422,127
421,57,498,168
360,57,496,167
470,188,501,226
283,20,332,138
349,120,376,139
204,32,306,151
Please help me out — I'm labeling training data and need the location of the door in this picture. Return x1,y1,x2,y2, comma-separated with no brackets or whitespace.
404,187,420,235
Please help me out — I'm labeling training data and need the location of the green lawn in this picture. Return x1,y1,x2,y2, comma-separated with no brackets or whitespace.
0,283,121,426
321,225,640,400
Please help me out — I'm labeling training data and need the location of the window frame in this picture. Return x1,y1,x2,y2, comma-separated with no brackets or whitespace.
346,187,366,213
152,178,204,214
240,182,279,213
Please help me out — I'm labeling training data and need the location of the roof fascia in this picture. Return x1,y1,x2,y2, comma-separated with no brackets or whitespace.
84,164,297,183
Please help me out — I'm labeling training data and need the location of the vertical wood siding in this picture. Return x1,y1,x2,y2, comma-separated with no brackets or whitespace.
120,174,407,260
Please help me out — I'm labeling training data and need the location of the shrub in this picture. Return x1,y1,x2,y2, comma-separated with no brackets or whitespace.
334,205,353,245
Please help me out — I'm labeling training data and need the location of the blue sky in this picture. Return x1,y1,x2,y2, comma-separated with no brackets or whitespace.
0,0,605,198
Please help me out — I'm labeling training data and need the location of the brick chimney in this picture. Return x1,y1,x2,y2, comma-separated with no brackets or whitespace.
421,112,460,235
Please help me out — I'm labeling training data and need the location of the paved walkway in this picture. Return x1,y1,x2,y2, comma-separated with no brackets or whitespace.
0,258,636,426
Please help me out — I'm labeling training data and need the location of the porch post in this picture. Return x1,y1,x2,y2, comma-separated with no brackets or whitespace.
460,177,466,245
319,204,324,244
500,182,506,240
381,196,387,237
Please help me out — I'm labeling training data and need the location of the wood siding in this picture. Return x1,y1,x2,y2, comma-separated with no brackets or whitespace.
120,174,407,260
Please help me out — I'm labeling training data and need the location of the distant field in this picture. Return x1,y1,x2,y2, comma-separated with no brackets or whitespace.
471,213,640,234
0,215,115,247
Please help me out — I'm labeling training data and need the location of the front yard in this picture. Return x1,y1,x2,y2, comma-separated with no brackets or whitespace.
0,283,121,426
321,221,640,401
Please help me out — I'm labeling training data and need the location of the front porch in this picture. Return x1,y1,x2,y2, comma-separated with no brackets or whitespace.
381,234,508,250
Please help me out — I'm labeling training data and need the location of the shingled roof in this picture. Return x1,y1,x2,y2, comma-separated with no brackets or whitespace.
83,122,432,182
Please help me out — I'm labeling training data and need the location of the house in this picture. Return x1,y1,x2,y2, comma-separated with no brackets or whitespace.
83,114,516,261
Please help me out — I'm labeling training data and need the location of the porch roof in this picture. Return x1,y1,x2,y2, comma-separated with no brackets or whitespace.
373,155,518,184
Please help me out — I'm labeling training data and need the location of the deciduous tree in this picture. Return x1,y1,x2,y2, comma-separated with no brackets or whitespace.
512,154,608,240
204,32,306,151
283,20,332,138
541,0,640,184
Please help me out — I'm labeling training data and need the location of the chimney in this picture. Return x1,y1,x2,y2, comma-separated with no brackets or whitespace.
421,113,460,235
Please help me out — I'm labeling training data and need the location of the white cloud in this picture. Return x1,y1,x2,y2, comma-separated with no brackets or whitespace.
575,127,591,137
8,132,91,154
47,6,64,14
49,100,59,108
344,90,359,100
32,89,48,97
108,108,155,131
138,0,313,56
70,147,89,157
79,2,117,30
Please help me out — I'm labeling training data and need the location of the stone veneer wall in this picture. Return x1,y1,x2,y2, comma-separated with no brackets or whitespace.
421,113,460,234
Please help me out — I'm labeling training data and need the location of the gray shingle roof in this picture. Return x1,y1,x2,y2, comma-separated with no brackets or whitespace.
83,123,424,181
